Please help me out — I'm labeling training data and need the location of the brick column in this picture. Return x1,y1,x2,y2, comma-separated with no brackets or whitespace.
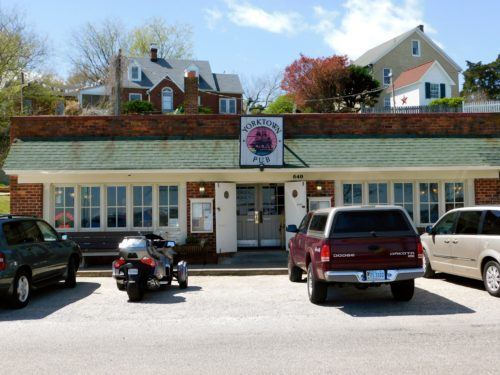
186,182,216,254
9,176,43,217
474,178,500,204
306,180,335,206
184,73,198,115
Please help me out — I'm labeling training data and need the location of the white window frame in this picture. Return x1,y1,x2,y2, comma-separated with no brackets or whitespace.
383,68,392,86
417,181,440,225
444,182,465,212
158,185,180,229
106,185,128,230
342,182,363,206
411,40,421,56
79,185,102,230
128,93,142,101
219,98,237,114
129,65,141,82
162,87,174,112
190,198,214,233
308,197,332,211
53,185,77,232
131,185,154,229
429,83,440,99
367,182,389,205
392,182,415,221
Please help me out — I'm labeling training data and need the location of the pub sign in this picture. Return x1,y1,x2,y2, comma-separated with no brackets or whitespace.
240,117,284,167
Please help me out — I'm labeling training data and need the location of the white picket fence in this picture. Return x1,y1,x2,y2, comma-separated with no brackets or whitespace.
463,100,500,113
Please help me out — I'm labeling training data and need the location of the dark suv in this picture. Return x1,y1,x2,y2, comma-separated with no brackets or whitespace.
0,216,81,308
287,206,424,304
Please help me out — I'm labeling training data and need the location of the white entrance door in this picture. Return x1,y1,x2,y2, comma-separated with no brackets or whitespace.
215,183,237,253
162,88,173,112
285,181,307,250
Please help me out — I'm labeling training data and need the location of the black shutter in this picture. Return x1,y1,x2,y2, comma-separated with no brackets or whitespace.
440,83,446,98
425,82,431,99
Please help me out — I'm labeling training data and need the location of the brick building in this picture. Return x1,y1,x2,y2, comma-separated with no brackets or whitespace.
4,111,500,260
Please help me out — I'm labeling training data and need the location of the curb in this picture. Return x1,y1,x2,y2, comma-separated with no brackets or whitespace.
77,268,288,277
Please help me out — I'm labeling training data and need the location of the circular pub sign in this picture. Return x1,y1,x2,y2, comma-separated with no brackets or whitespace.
240,117,283,167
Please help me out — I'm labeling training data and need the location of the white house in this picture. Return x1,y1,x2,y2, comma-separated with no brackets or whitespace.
386,60,456,108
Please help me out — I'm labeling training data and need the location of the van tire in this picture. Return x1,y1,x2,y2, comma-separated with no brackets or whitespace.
423,250,435,278
390,279,415,301
288,255,302,282
307,263,327,304
483,261,500,297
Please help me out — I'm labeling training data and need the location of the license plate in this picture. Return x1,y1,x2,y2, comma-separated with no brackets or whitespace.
366,270,385,282
128,268,139,275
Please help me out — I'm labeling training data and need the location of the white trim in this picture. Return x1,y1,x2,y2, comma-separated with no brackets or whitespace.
411,39,421,57
128,93,142,101
129,64,142,82
190,198,214,233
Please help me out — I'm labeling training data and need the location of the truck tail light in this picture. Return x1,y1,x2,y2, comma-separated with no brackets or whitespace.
140,257,156,267
417,240,423,260
113,257,126,269
320,244,330,262
0,252,6,271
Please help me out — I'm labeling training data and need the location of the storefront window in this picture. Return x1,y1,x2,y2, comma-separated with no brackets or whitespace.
394,183,414,219
445,182,464,211
191,199,213,233
420,182,439,224
107,186,127,228
368,183,388,205
80,186,101,228
133,186,152,227
54,186,75,229
309,197,331,211
159,185,179,227
343,183,362,206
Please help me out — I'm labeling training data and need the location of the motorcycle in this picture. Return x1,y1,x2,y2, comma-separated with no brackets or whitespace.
112,234,188,302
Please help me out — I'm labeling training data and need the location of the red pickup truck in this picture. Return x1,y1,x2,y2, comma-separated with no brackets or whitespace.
287,206,424,304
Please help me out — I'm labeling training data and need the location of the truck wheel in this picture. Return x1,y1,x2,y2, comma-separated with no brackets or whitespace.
423,250,435,278
127,282,144,302
307,263,327,304
10,270,31,309
64,257,77,288
288,254,302,282
483,260,500,297
390,280,415,301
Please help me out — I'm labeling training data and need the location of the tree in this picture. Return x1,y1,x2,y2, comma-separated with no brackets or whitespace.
69,19,128,85
242,71,283,113
22,73,65,115
263,94,295,114
462,56,500,100
129,18,193,59
281,54,380,112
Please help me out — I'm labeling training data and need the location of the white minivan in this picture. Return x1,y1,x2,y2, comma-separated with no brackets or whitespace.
421,206,500,297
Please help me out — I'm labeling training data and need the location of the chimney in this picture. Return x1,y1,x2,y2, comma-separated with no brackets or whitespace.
184,70,198,114
150,43,158,62
418,24,424,32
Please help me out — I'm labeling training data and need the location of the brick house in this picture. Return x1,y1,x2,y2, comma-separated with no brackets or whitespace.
4,112,500,262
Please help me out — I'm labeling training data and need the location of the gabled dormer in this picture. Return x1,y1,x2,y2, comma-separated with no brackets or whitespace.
129,61,142,82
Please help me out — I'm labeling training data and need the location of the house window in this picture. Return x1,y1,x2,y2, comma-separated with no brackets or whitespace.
162,87,173,112
133,186,153,228
129,93,142,101
80,186,101,228
343,183,363,206
191,198,213,233
220,98,237,114
419,182,439,224
54,187,75,229
430,83,440,98
445,182,465,211
384,96,391,108
130,65,141,81
383,68,392,86
158,185,179,227
107,186,127,228
309,197,331,211
412,40,421,56
368,183,388,205
394,183,414,219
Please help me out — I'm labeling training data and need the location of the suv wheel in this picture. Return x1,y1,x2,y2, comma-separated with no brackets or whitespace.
423,249,435,278
307,263,327,304
483,261,500,297
288,254,302,282
11,270,31,309
390,279,415,301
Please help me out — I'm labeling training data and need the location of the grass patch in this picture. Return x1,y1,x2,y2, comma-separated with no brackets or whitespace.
0,195,10,213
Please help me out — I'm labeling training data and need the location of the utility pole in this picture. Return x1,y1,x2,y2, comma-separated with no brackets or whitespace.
114,49,122,116
20,71,25,115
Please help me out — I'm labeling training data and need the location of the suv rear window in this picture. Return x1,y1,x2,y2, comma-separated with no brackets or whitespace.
332,209,413,237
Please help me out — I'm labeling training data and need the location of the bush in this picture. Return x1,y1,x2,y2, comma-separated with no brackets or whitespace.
429,97,464,108
123,100,154,114
264,95,295,114
64,101,81,115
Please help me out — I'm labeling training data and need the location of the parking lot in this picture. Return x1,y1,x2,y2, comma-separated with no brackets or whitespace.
1,275,500,374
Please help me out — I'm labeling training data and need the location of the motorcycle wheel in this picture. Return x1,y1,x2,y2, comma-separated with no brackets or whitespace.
179,274,188,289
126,282,144,302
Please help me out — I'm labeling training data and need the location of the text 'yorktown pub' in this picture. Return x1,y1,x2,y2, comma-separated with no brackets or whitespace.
4,111,500,262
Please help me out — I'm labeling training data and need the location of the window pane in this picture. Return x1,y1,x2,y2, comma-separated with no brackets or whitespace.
143,208,152,227
55,208,65,229
117,187,127,206
37,221,58,241
445,183,454,202
143,186,152,206
430,204,439,222
169,186,178,205
394,184,403,203
309,214,328,231
343,184,352,205
65,188,74,207
107,207,117,228
81,207,90,228
133,207,142,227
65,209,75,228
368,184,378,203
333,210,412,234
221,99,227,113
91,187,100,206
434,212,458,235
404,183,413,201
159,186,169,206
133,186,142,205
229,99,236,113
430,183,438,202
55,187,64,206
107,186,116,207
420,183,429,203
3,222,23,246
117,207,127,227
353,184,362,204
455,211,482,235
379,184,388,204
159,207,169,227
91,208,100,228
420,204,429,224
482,210,500,235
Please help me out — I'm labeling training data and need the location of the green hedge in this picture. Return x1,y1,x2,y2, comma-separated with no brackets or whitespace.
429,97,464,108
123,100,154,114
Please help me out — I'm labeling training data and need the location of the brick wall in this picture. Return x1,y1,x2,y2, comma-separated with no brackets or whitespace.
186,182,216,254
9,176,43,217
11,113,500,142
184,75,198,114
306,180,335,206
475,178,500,204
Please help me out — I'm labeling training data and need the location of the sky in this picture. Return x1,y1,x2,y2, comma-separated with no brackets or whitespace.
2,0,499,83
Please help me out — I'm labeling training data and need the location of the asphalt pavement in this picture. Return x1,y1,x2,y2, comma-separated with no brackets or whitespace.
1,274,499,374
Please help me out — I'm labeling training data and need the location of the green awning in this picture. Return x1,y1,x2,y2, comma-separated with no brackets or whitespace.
3,137,499,171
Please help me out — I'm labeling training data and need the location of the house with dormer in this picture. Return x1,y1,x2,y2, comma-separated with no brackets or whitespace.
354,25,461,109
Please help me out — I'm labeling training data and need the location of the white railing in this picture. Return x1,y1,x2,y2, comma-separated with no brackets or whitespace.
463,100,500,113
